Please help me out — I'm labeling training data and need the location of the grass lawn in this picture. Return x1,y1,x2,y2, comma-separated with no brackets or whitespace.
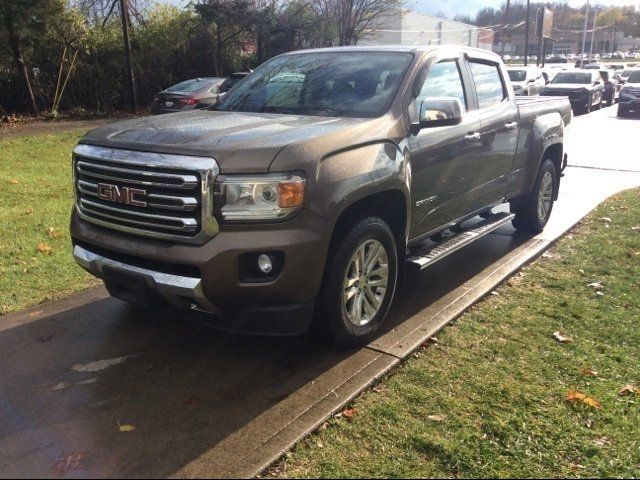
273,189,640,479
0,130,98,315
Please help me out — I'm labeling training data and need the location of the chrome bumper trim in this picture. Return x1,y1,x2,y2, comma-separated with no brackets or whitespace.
73,244,219,313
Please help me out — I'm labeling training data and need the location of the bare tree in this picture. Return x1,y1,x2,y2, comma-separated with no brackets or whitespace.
314,0,403,46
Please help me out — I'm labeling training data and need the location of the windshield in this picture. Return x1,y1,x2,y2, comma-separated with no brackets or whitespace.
551,72,591,84
508,70,527,82
215,51,414,118
628,70,640,83
622,70,633,77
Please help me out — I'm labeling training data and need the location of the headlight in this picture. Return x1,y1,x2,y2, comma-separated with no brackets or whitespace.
215,173,305,221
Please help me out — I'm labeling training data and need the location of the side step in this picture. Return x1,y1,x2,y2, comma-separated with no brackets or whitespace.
407,212,515,270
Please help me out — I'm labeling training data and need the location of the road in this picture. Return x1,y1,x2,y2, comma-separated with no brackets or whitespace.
1,105,639,479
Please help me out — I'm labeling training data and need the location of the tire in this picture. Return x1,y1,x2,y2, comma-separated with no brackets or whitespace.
511,159,558,234
618,105,627,117
585,98,592,114
317,217,398,348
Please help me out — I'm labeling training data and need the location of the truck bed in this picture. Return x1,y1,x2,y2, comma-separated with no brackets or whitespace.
516,96,573,127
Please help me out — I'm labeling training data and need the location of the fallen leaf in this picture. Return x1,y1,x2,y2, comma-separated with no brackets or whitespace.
490,291,500,296
596,291,605,297
46,226,61,239
599,217,612,223
619,385,640,396
588,282,603,291
53,453,83,475
37,242,53,254
566,390,602,409
118,423,136,432
594,436,611,447
316,441,324,448
427,414,447,422
9,179,19,185
632,226,640,231
581,368,598,377
553,331,573,343
341,408,358,421
25,207,34,215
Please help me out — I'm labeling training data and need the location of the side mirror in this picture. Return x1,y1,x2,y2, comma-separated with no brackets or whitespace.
415,98,463,129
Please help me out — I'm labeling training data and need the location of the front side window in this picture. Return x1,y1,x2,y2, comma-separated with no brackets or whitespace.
628,70,640,83
469,61,506,109
216,52,414,118
416,60,467,112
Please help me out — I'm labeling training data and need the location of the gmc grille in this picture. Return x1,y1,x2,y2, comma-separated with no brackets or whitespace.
73,145,219,243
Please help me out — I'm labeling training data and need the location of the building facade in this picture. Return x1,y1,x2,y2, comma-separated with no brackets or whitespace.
359,9,494,51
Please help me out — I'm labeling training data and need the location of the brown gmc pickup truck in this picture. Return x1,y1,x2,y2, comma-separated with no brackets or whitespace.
71,46,572,347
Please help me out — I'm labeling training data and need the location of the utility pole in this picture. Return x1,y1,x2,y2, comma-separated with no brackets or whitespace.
580,0,591,67
501,0,511,59
119,0,138,112
589,9,598,58
524,0,531,66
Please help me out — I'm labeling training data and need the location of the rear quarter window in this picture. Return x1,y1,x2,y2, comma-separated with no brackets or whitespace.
469,61,507,109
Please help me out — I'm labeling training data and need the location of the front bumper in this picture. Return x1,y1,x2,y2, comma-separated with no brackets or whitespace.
71,209,326,335
619,94,640,111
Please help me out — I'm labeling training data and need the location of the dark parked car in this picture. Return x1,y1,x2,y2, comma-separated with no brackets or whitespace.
152,77,226,114
541,70,604,113
217,72,250,94
618,69,640,117
71,46,571,347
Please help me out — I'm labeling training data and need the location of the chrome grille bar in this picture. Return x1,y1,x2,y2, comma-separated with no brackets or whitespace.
73,144,219,243
76,160,199,189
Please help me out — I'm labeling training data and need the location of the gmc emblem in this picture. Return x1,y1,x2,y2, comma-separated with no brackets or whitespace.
97,183,148,207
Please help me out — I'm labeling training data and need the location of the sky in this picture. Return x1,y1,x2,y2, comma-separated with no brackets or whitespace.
409,0,640,18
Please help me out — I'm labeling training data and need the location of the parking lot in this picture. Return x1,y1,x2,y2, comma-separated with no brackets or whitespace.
0,102,639,478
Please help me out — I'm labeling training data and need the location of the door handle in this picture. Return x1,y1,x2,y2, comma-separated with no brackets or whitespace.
505,122,519,131
464,132,481,143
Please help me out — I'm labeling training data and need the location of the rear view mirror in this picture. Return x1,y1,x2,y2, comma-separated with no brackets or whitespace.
416,98,463,129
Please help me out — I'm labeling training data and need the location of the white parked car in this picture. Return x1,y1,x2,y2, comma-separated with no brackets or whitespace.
507,66,547,96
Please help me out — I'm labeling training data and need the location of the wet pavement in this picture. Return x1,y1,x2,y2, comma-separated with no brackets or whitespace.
1,104,639,478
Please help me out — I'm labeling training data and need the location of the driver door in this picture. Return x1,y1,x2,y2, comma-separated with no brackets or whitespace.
408,57,483,240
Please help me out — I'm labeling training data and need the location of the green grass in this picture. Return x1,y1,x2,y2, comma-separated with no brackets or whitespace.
0,130,98,315
274,189,640,479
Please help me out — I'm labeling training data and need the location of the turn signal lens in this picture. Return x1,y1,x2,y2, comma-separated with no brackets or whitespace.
277,180,305,208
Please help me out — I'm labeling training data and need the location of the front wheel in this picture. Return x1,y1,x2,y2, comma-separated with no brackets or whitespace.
511,159,558,234
317,217,398,348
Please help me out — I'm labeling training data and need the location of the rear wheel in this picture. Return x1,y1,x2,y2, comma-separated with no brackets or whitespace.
317,217,398,348
511,159,558,234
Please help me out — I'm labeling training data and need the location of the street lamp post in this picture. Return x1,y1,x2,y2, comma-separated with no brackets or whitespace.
524,0,531,66
589,8,598,59
580,0,591,68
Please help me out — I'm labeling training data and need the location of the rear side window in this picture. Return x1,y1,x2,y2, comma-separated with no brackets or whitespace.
469,61,507,109
416,60,467,112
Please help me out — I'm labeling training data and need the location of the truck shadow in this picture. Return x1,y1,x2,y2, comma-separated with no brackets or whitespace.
0,224,533,478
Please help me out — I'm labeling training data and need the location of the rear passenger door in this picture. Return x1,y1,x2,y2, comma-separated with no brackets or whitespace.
464,58,519,210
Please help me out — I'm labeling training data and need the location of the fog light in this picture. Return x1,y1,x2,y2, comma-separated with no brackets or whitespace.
257,254,273,274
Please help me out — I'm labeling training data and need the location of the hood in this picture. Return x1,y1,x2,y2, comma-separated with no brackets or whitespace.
544,83,590,90
80,110,365,173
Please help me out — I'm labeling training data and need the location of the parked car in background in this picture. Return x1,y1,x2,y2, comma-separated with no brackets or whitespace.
507,66,546,96
599,69,621,106
618,69,640,117
547,56,569,64
609,63,627,72
541,70,604,113
217,72,251,94
619,69,636,85
152,77,226,114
